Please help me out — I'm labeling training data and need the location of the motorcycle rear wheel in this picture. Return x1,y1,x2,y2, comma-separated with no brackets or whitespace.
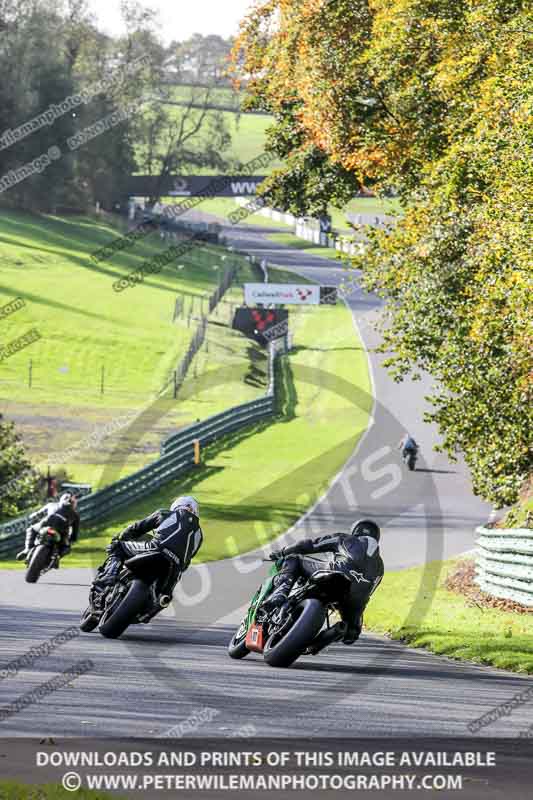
263,599,326,668
25,545,51,583
98,579,150,639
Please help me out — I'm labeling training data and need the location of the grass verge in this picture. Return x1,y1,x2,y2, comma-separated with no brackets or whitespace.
364,557,533,673
0,210,278,484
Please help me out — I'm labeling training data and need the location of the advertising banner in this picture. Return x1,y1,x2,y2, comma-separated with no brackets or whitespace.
232,307,289,345
244,283,320,306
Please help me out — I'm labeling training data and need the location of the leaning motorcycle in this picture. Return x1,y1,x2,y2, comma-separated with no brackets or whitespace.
25,526,62,583
79,550,177,639
228,560,354,668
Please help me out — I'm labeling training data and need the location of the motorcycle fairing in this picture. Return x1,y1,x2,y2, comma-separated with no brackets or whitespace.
124,550,171,583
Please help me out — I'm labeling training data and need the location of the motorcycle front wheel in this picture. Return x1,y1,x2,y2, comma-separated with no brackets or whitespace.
263,599,326,668
25,544,51,583
228,619,250,659
98,578,150,639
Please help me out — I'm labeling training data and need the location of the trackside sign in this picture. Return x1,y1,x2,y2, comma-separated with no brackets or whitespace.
244,283,320,306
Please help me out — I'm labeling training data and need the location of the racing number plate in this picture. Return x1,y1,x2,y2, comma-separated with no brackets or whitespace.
245,623,265,653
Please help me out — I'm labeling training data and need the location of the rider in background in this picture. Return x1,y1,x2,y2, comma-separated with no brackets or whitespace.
398,433,419,459
16,492,80,563
264,520,384,645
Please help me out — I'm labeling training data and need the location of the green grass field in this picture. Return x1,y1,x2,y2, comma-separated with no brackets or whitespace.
365,558,533,673
2,297,372,567
0,211,253,405
0,211,280,485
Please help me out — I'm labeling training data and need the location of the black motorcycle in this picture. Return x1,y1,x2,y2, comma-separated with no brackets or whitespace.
80,550,178,639
228,561,355,668
25,526,63,583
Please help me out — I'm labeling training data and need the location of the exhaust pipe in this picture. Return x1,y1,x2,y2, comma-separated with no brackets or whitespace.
159,594,172,608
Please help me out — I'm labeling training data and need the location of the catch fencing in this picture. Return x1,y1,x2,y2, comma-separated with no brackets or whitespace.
0,339,284,558
475,526,533,607
168,265,235,397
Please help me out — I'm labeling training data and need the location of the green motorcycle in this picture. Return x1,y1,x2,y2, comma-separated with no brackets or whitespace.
228,559,352,668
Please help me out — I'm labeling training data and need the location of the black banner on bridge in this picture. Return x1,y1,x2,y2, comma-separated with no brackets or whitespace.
126,175,267,198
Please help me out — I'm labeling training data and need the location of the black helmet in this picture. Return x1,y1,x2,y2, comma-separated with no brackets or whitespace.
350,519,380,542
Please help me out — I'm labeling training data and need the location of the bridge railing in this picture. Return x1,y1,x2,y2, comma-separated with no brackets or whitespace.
475,526,533,607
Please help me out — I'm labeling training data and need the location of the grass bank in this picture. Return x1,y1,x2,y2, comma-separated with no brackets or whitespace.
0,211,286,484
364,557,533,673
0,210,255,408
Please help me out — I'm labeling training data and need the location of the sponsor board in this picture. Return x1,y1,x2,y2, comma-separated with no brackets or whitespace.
125,175,268,198
244,283,320,306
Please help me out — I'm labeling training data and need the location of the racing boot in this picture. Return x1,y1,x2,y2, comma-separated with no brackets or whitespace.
343,616,363,645
262,579,293,611
97,556,122,586
16,528,36,561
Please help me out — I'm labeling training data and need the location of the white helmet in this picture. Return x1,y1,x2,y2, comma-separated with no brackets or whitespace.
171,495,199,517
59,492,75,508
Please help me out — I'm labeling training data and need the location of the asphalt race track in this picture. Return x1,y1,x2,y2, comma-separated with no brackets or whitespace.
1,224,531,743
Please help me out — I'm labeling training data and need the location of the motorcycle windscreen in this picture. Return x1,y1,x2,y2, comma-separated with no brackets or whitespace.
124,551,170,583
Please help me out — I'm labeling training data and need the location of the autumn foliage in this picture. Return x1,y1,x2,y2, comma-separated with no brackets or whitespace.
233,0,532,505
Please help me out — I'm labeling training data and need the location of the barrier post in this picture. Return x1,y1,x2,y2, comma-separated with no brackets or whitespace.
193,439,201,465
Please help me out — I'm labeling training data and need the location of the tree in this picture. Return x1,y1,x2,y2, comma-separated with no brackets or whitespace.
0,414,40,521
234,0,532,505
134,34,235,202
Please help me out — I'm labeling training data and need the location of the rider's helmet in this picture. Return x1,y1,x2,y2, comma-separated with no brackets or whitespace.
350,519,380,542
59,492,75,508
171,495,199,517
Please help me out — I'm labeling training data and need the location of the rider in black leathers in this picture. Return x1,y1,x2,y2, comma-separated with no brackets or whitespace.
399,433,418,460
264,519,384,644
16,492,80,563
95,495,203,597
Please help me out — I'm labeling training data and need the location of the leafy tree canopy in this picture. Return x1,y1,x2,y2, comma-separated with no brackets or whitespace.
0,414,40,521
234,0,532,505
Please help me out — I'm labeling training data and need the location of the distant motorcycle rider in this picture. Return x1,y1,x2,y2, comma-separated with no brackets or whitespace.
16,492,80,563
264,520,384,644
398,433,418,459
95,495,203,597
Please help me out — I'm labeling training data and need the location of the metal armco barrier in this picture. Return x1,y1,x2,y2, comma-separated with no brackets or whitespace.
475,526,533,607
0,341,283,559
